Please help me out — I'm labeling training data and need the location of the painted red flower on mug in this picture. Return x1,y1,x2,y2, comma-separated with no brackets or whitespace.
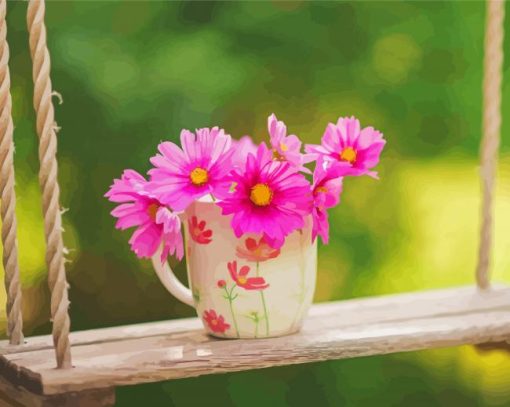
188,216,213,244
203,309,230,333
227,261,269,291
236,236,280,263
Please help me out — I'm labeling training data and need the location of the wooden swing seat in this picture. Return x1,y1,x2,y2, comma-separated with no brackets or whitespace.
0,284,509,405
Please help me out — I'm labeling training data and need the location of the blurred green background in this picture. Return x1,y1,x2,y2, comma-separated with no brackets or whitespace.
3,1,510,405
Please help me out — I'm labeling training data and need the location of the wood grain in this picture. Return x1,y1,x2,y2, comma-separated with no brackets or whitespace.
0,375,114,406
1,284,509,396
1,284,507,355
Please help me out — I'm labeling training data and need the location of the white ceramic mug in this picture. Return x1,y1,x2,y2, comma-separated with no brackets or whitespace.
152,198,317,338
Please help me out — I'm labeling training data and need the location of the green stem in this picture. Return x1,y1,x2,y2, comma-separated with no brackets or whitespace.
229,300,240,338
254,318,259,338
224,286,240,337
256,262,269,336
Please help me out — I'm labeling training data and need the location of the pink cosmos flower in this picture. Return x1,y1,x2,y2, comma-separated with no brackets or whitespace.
217,143,312,249
305,116,385,178
227,261,269,291
105,170,183,262
311,158,344,244
268,113,313,172
148,127,233,211
203,309,230,334
231,135,258,169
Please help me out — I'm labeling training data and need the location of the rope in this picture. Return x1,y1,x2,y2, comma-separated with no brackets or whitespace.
0,0,23,345
27,0,71,368
477,0,505,290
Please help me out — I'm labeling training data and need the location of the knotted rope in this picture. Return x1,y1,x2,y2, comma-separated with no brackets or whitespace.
476,0,505,290
27,0,71,368
0,0,23,345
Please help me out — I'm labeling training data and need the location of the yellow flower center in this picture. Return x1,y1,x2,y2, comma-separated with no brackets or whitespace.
147,203,159,220
250,183,273,207
272,149,284,161
279,142,288,152
238,276,247,285
314,186,328,195
190,167,209,186
340,147,357,164
211,319,218,325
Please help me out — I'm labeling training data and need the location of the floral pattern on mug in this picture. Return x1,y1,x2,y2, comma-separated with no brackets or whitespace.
218,279,240,337
188,216,213,244
203,309,230,334
236,236,281,263
228,261,269,291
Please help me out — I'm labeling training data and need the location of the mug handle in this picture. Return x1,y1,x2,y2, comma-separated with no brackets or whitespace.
151,244,194,307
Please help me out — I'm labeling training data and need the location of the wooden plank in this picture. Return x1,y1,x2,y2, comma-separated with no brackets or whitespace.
9,310,510,394
0,284,509,395
0,318,203,356
0,375,115,407
1,284,508,355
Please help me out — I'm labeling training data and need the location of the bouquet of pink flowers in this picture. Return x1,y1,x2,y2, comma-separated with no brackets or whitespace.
106,114,385,263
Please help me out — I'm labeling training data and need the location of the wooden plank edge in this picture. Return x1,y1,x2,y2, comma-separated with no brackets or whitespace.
1,283,508,356
42,324,510,394
10,310,510,395
0,374,115,406
0,353,44,395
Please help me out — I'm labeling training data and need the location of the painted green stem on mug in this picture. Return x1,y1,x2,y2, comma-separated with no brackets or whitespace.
256,262,269,336
223,285,240,337
246,312,260,338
